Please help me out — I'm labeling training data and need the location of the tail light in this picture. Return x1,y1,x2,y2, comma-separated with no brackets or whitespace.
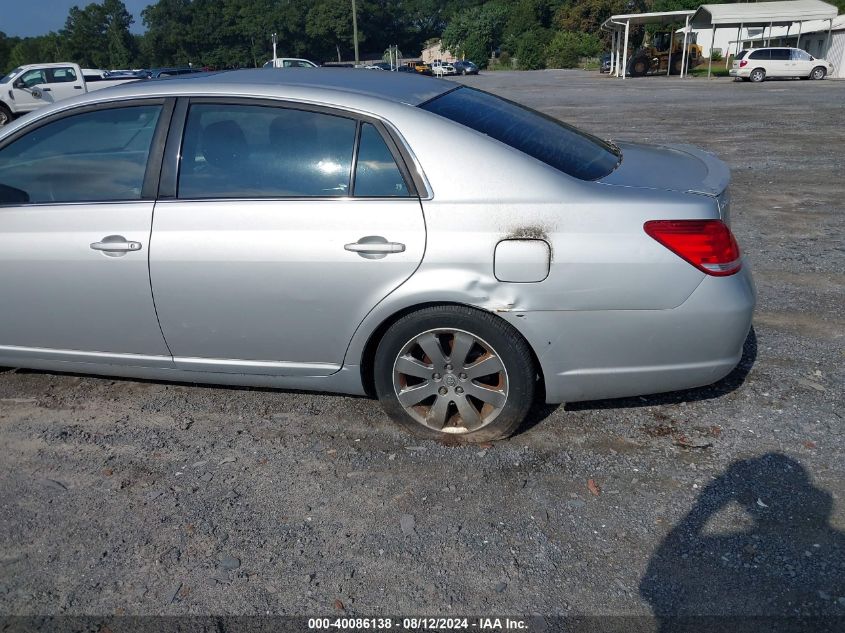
644,220,742,276
739,60,748,68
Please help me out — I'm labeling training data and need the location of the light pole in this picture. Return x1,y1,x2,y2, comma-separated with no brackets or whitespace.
352,0,360,66
272,32,277,67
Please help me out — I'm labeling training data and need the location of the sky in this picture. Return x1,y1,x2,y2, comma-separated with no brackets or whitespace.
2,0,153,37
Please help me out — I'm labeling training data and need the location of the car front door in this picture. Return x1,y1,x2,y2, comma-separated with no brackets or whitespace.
10,68,49,113
791,48,814,76
0,101,173,365
149,99,426,376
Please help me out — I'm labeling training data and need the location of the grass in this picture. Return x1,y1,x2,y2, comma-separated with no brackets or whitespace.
689,65,731,77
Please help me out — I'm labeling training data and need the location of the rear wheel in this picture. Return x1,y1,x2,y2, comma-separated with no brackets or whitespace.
810,66,826,80
374,306,536,442
749,68,766,83
0,105,12,127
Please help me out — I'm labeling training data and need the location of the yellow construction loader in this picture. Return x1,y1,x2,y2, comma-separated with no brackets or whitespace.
627,30,703,76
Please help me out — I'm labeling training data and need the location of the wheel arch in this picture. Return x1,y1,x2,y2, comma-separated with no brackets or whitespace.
356,301,545,400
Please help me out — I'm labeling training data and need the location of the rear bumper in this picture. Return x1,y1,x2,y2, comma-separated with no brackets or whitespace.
729,68,750,78
503,265,756,404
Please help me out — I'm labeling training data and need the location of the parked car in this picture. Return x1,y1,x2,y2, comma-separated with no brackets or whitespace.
148,67,206,78
432,62,457,76
730,47,833,82
452,60,479,75
262,58,319,69
0,69,754,441
406,60,433,76
600,53,612,73
0,62,142,126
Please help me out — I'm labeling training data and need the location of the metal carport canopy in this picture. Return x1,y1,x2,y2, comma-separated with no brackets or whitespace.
691,0,839,28
601,10,696,79
691,1,839,78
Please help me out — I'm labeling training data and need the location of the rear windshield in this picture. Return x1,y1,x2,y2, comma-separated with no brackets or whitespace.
420,87,621,181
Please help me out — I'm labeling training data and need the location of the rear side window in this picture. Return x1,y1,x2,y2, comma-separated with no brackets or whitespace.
178,104,357,198
770,49,791,61
353,123,409,197
420,87,620,181
748,50,770,60
0,105,162,204
50,67,78,82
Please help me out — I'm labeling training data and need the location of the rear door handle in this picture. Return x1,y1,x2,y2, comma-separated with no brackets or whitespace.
344,236,405,259
90,235,142,256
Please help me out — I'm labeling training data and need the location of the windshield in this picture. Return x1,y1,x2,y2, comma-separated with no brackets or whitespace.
420,87,621,181
0,67,23,84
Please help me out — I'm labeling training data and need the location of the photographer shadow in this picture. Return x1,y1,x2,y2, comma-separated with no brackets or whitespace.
640,453,845,632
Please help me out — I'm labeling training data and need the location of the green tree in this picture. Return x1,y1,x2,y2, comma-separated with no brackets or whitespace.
441,1,508,66
546,30,602,67
514,29,547,70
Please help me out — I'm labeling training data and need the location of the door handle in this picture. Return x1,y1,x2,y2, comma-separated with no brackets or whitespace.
90,235,142,257
344,236,405,260
73,85,82,89
41,87,51,92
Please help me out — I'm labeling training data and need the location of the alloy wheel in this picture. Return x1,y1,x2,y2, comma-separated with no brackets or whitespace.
392,328,508,434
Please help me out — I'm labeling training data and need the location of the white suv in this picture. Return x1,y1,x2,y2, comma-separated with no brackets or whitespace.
730,47,834,82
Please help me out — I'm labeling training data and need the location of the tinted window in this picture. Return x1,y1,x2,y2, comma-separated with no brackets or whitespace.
735,50,748,60
0,105,161,205
748,50,770,60
770,49,791,61
178,104,357,199
420,87,620,181
50,67,78,82
792,49,811,61
354,123,409,197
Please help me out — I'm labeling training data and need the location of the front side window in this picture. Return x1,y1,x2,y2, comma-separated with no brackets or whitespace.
19,69,47,88
353,123,409,197
792,49,811,61
421,87,620,181
178,104,357,199
0,105,162,205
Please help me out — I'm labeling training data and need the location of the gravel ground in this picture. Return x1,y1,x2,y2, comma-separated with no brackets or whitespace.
0,71,843,624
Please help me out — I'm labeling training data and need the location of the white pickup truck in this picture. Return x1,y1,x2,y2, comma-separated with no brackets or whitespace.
0,62,142,125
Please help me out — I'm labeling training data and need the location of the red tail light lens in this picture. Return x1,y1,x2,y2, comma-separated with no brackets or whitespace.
739,60,748,68
644,220,742,276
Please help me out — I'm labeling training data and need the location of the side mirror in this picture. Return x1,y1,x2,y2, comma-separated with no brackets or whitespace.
12,79,24,89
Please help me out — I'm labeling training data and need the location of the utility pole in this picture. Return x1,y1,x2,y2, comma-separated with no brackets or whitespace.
352,0,360,66
272,32,277,67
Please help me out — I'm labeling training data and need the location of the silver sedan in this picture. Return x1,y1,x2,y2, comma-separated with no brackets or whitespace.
0,69,755,442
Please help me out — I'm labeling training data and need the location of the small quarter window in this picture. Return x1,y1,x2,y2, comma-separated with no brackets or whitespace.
0,105,162,204
353,123,410,197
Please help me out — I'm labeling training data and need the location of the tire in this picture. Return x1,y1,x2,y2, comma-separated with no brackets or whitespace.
374,305,536,442
670,58,683,75
810,66,826,80
749,68,766,83
629,57,649,77
0,104,12,127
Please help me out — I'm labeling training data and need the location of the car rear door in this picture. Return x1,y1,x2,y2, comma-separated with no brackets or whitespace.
44,66,83,102
768,49,791,76
149,98,426,376
0,100,173,365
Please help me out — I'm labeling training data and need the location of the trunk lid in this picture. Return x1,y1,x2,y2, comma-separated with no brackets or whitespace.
599,141,730,198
